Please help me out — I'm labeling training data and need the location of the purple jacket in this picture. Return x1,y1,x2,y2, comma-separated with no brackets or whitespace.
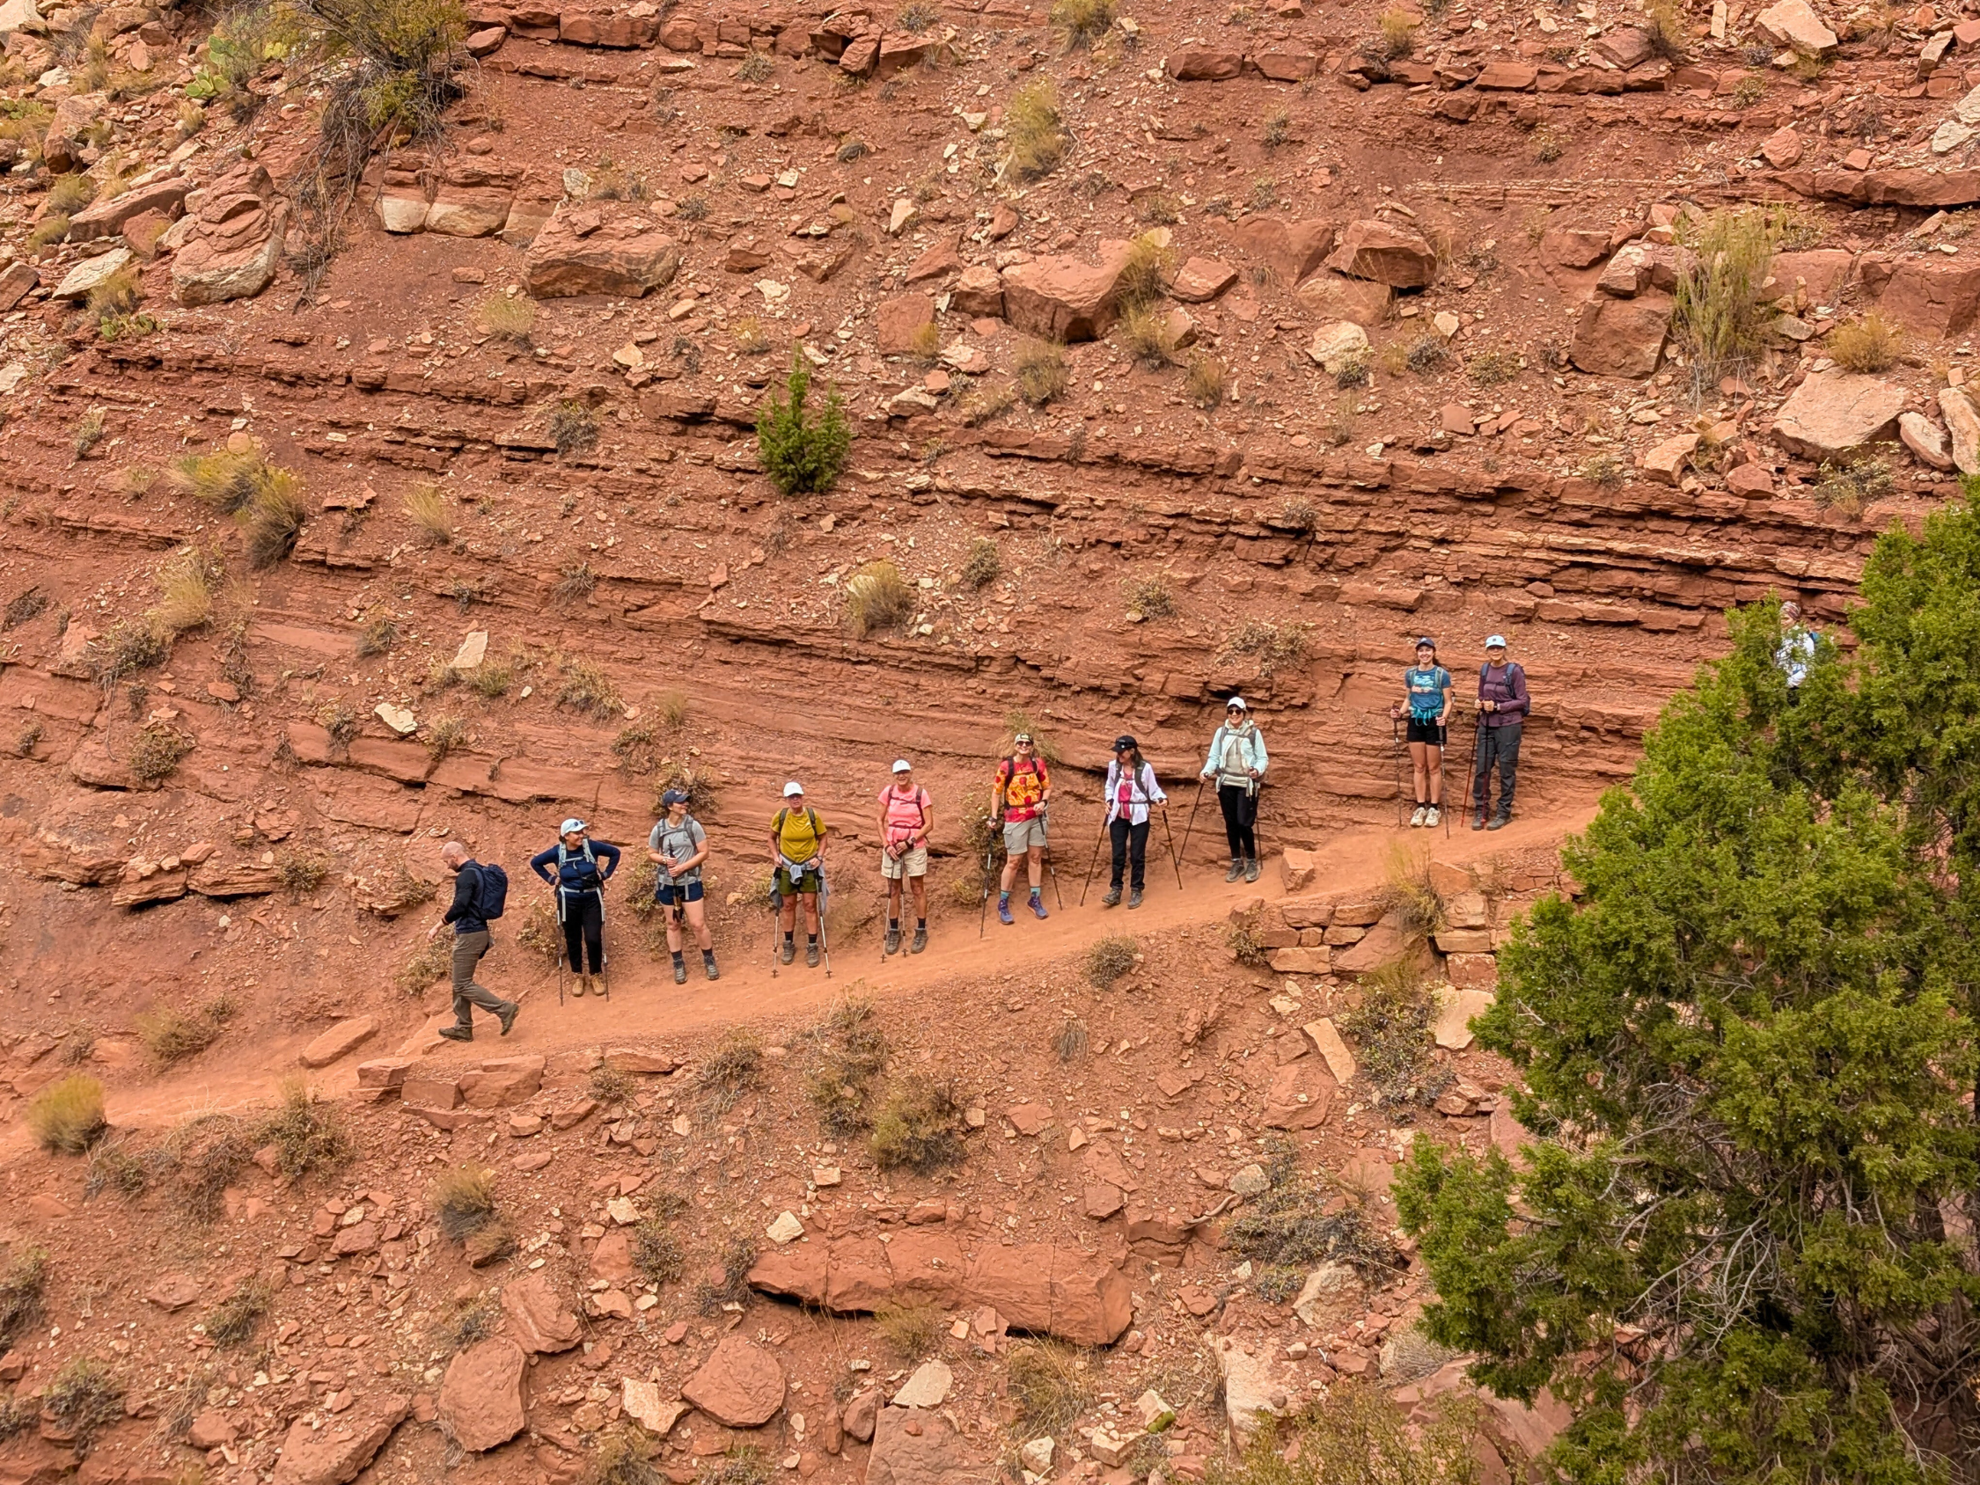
1477,662,1530,728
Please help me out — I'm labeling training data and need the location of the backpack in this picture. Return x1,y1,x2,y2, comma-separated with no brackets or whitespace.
468,862,508,921
557,839,601,890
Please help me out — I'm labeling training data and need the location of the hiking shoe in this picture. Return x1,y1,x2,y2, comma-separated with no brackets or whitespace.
780,940,795,964
497,1004,518,1037
885,925,901,955
998,899,1015,926
1409,805,1427,828
1244,858,1261,883
1487,812,1511,831
1471,812,1487,831
704,957,720,980
569,976,585,997
438,1025,472,1043
1424,806,1441,828
1128,889,1143,909
910,927,926,954
1030,894,1049,920
806,941,820,968
674,959,688,984
1225,859,1245,883
1101,887,1122,909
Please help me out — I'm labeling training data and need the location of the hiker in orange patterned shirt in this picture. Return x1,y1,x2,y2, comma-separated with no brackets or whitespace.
992,732,1052,926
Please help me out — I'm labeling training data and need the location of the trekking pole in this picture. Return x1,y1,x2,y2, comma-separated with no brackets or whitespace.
977,841,994,938
1178,777,1206,868
596,887,610,1000
769,873,781,979
817,871,833,979
1437,722,1452,838
554,889,565,1007
1390,716,1409,828
1159,802,1184,889
1079,810,1107,907
1470,709,1486,827
1043,814,1065,912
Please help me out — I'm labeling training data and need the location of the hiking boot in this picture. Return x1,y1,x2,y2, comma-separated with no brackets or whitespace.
1409,805,1427,828
497,1004,518,1037
1128,888,1143,909
1244,858,1261,883
806,941,820,968
1030,894,1049,920
704,957,720,981
582,973,597,997
1225,859,1245,883
1101,887,1122,908
439,1024,472,1043
998,898,1015,926
1471,811,1487,831
910,926,926,954
673,959,688,985
780,939,795,964
1424,806,1441,828
1487,811,1511,831
569,975,586,997
884,923,901,955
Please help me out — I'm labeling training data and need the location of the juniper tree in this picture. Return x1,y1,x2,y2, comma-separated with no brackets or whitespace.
756,352,850,496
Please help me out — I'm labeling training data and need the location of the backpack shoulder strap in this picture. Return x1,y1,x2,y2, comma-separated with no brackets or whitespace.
807,807,821,835
774,807,788,833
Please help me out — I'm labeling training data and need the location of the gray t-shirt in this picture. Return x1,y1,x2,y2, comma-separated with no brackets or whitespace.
647,816,707,886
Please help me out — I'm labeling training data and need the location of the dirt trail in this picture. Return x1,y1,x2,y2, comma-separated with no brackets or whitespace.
98,801,1597,1134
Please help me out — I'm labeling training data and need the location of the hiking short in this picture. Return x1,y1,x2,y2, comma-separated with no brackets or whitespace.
1405,718,1446,746
657,880,704,906
881,843,928,880
774,862,822,895
1002,817,1047,853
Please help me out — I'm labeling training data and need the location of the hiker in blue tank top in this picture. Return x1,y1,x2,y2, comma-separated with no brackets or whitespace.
1388,637,1453,829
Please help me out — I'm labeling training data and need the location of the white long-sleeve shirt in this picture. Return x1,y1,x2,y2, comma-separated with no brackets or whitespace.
1103,759,1167,826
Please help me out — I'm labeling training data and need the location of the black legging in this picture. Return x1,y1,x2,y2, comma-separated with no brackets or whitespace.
560,890,604,973
1218,783,1259,861
1109,817,1151,891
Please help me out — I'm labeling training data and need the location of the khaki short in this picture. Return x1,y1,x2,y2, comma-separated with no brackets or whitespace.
1002,817,1047,854
880,842,928,879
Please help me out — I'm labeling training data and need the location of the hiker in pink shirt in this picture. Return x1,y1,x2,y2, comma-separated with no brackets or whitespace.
877,759,934,955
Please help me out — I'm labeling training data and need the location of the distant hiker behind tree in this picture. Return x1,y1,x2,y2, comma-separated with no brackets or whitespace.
877,759,933,956
428,840,516,1043
529,818,620,996
1201,697,1266,882
769,781,828,967
649,788,717,985
1101,734,1165,909
992,732,1052,925
1471,635,1528,831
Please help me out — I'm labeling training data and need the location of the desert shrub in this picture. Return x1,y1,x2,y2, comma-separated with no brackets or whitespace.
1405,336,1453,376
998,709,1062,766
1226,1144,1402,1274
557,656,622,718
259,1077,351,1177
1337,959,1449,1109
404,482,451,544
1226,906,1269,966
274,847,331,898
1051,0,1113,45
2,586,46,631
1578,451,1627,489
633,1218,684,1285
89,620,167,688
804,996,890,1136
845,560,913,637
72,406,106,459
129,723,193,784
1812,452,1893,516
160,1114,251,1220
1381,841,1444,939
397,934,448,995
1005,1342,1093,1436
589,1427,663,1485
86,264,141,321
1673,207,1780,383
1123,575,1174,621
1263,106,1290,148
30,1074,106,1155
1220,617,1312,678
874,1300,943,1359
1051,1016,1089,1061
1216,1382,1479,1485
1466,348,1521,386
1004,81,1066,180
1643,0,1688,59
869,1081,965,1172
0,1248,47,1347
695,1237,758,1314
959,538,1001,590
356,613,397,657
897,1,940,28
43,1357,123,1454
1827,312,1901,374
431,1161,498,1242
756,354,850,496
549,399,599,454
1117,232,1173,311
27,213,71,250
204,1278,271,1346
677,192,711,218
479,292,534,344
1085,935,1138,988
135,1004,227,1063
1378,7,1416,55
555,560,597,604
169,449,307,568
957,378,1017,425
1015,338,1068,405
47,173,96,215
696,1029,764,1115
149,549,218,638
467,661,512,699
1117,302,1175,368
1187,354,1228,409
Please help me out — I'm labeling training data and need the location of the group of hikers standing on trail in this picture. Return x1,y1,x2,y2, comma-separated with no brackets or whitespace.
414,632,1539,1038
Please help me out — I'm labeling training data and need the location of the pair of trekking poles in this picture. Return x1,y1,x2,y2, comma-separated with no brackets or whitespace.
1388,711,1485,838
768,860,833,978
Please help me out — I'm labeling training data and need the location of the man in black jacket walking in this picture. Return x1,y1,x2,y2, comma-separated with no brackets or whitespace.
428,841,518,1042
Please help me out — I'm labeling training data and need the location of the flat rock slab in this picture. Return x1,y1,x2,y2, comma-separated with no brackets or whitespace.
681,1334,786,1427
438,1338,527,1452
52,248,134,302
1770,370,1905,458
501,1272,580,1354
146,1274,201,1310
891,1360,953,1409
301,1017,379,1068
270,1396,411,1485
866,1406,998,1485
1433,989,1497,1051
622,1378,687,1436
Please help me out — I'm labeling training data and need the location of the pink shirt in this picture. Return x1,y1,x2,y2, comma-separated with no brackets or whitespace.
877,784,930,846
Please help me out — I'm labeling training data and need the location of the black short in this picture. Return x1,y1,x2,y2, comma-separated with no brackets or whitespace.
1405,718,1446,746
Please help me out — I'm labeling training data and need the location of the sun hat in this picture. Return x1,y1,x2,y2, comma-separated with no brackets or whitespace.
1226,697,1247,711
892,759,912,773
783,781,805,797
559,818,587,835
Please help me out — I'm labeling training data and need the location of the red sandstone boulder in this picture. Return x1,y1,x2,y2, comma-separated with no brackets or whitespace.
437,1339,527,1453
523,203,680,298
1568,290,1672,378
681,1335,785,1427
1324,219,1438,288
1000,241,1135,341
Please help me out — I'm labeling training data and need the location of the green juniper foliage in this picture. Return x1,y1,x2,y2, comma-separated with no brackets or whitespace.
756,353,850,495
1398,488,1980,1485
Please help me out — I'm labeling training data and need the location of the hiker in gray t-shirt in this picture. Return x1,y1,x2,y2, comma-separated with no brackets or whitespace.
649,789,718,984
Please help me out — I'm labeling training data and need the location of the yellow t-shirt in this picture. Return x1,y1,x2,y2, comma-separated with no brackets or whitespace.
773,806,825,862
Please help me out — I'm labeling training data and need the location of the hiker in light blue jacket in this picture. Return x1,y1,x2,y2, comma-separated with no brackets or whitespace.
1199,697,1268,883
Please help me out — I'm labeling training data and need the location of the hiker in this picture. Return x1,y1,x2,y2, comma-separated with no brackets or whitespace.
528,819,621,995
1390,638,1454,828
769,781,828,967
877,759,933,955
1472,635,1530,832
427,840,517,1043
1775,600,1817,703
1200,697,1268,882
649,788,718,985
1102,735,1166,909
993,731,1052,924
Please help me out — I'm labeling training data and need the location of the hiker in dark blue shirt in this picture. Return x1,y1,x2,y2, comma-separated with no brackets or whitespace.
529,818,621,997
426,840,517,1043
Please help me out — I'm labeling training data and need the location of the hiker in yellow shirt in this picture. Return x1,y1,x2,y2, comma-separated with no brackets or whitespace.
768,780,828,967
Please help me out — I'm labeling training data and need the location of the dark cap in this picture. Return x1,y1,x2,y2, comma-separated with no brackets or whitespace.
1415,636,1436,649
661,789,689,806
1113,734,1137,751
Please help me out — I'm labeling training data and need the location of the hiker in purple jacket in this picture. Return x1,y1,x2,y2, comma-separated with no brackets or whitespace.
1472,634,1530,831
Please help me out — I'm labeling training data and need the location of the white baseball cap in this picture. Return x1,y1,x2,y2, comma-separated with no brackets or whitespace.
1226,696,1247,711
891,759,912,773
1484,634,1508,649
559,818,587,835
783,781,805,797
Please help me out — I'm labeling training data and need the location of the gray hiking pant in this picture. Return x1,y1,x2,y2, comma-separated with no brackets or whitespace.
451,930,512,1026
1473,722,1522,818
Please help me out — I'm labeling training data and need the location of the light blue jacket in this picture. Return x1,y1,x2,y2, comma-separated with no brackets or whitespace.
1203,722,1268,787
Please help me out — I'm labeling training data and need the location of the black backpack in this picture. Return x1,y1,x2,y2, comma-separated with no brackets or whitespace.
468,862,508,921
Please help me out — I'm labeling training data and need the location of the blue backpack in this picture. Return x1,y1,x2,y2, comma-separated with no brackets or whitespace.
469,862,508,921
